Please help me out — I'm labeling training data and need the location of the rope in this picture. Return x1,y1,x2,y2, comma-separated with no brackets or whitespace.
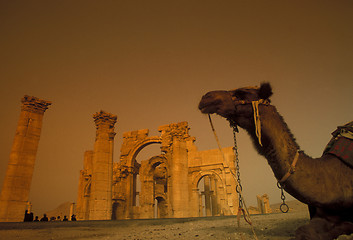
252,101,262,146
208,114,258,240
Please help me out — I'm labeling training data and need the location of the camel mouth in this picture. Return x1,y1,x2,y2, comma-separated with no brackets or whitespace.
198,104,210,114
198,99,220,114
199,106,210,114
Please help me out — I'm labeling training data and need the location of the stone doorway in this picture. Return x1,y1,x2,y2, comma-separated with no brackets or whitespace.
198,175,218,217
154,196,168,218
111,201,124,220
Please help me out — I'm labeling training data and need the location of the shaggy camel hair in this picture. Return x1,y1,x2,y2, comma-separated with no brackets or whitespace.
198,83,353,240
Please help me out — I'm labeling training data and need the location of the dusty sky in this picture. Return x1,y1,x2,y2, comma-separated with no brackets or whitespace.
0,0,352,216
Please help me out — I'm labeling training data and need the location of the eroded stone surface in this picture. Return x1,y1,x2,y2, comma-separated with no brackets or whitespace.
77,121,240,220
0,96,51,222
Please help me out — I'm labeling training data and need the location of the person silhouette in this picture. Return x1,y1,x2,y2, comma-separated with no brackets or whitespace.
23,210,29,222
71,214,76,221
40,214,48,221
63,216,68,221
34,216,39,221
29,212,34,222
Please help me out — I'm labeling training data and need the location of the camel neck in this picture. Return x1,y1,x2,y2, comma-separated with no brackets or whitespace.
238,104,353,207
255,105,300,181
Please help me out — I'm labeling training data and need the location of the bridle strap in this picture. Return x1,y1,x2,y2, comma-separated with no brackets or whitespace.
230,97,300,184
231,98,270,146
278,151,300,184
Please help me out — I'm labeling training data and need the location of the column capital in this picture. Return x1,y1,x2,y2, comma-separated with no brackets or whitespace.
21,95,52,114
93,111,117,128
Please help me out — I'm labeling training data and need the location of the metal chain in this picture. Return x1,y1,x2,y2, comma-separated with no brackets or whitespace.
230,122,259,240
277,182,289,213
231,123,244,209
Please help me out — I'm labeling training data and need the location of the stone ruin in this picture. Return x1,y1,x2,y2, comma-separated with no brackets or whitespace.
0,96,51,222
76,111,239,220
0,97,271,222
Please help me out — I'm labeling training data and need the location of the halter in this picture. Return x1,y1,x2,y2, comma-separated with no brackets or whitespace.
230,98,270,146
230,96,299,184
228,96,298,213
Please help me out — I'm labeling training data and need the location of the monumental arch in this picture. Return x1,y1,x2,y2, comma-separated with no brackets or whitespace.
76,120,239,220
0,96,51,222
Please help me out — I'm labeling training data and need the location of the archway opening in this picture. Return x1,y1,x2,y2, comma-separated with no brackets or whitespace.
133,144,162,207
111,201,120,220
197,175,218,217
154,197,167,218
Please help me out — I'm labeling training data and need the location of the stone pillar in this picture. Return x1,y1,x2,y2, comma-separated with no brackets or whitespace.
167,122,190,218
211,177,218,216
257,195,265,214
89,111,117,220
0,95,51,222
76,151,93,220
204,176,212,216
190,188,200,217
262,194,272,214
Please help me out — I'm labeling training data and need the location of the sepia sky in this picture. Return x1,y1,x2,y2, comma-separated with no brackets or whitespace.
0,0,352,216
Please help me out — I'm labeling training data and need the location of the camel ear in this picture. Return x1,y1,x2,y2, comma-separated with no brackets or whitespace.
259,82,273,99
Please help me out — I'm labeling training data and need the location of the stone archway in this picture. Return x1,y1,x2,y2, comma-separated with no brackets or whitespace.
198,175,218,217
155,196,168,218
111,201,125,220
77,121,239,220
117,129,164,219
122,136,162,168
191,171,228,217
139,155,168,219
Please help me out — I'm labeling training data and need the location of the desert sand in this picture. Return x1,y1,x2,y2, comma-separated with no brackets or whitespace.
0,201,352,240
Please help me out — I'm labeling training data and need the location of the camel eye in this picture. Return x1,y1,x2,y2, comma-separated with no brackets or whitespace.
233,90,247,100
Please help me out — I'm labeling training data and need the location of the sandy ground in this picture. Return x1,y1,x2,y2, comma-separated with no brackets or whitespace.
0,203,352,240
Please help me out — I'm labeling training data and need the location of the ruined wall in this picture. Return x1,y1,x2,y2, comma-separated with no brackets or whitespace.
188,147,238,217
77,121,239,220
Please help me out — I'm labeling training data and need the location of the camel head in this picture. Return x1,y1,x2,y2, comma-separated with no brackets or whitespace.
198,82,273,127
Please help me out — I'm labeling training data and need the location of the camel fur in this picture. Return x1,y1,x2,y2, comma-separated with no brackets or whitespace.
198,83,353,239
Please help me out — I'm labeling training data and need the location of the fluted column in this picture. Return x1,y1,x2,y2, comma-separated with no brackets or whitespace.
89,111,117,220
0,95,51,222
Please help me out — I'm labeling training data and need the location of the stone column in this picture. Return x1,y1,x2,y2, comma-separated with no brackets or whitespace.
169,123,190,218
190,188,199,217
76,151,93,220
0,95,51,222
262,194,272,214
69,203,75,220
89,111,117,220
257,195,265,214
211,178,218,215
203,176,212,216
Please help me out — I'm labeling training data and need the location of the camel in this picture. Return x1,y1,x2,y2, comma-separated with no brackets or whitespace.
198,83,353,239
